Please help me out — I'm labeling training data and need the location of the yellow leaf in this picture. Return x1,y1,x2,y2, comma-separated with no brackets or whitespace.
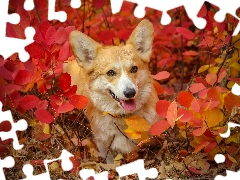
232,34,240,48
114,153,124,161
227,81,235,89
208,66,219,73
198,64,212,73
213,26,218,34
225,133,240,144
230,67,239,77
230,62,240,71
215,57,223,63
124,127,141,139
49,162,59,171
43,124,50,134
204,108,223,128
125,116,150,132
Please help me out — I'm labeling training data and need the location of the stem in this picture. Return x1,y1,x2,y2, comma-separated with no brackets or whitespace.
33,0,41,22
82,0,86,33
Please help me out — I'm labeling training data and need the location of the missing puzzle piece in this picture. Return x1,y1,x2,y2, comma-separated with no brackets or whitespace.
0,102,28,150
21,150,73,180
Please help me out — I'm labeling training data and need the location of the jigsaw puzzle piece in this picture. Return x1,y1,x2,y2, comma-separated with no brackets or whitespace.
21,149,73,179
0,102,28,150
21,164,50,180
207,0,240,35
0,156,15,180
116,159,158,180
0,0,35,62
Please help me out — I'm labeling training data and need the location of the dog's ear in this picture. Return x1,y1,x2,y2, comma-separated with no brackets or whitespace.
69,31,101,69
126,19,154,62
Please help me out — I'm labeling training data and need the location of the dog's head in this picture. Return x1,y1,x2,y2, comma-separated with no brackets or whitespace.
69,20,154,114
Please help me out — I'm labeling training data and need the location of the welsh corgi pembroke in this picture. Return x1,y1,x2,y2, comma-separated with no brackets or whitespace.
65,19,159,163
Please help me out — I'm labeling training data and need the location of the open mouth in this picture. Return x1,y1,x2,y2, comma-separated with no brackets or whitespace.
109,90,136,111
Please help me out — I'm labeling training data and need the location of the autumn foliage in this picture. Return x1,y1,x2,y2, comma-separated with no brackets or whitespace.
0,0,240,178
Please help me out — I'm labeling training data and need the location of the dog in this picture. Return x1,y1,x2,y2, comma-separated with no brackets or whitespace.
64,19,159,163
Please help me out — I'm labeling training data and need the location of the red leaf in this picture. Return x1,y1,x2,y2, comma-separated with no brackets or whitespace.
58,103,74,113
176,27,195,40
35,109,54,124
188,167,201,175
117,29,132,40
191,99,200,112
70,157,80,173
197,4,207,17
152,71,170,80
204,142,217,153
204,16,213,31
45,26,56,46
93,0,105,9
97,30,116,42
55,27,67,44
34,29,44,44
149,120,170,136
69,95,88,109
156,100,171,118
189,83,206,93
36,100,48,110
183,50,199,56
0,66,14,80
59,73,71,91
15,70,33,85
25,42,45,59
59,41,70,61
20,95,39,110
65,26,76,37
39,21,51,37
0,121,12,132
64,85,77,98
177,91,194,108
177,108,192,122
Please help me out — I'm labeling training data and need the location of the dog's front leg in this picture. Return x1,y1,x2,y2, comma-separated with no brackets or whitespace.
95,138,115,164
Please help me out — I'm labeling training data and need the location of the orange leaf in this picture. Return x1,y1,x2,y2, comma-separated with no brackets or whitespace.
206,73,217,86
166,101,180,128
69,95,88,109
124,127,141,139
153,80,164,95
204,108,223,128
177,91,194,108
125,116,150,132
207,87,223,106
183,50,199,56
224,92,240,111
193,141,210,153
149,120,170,136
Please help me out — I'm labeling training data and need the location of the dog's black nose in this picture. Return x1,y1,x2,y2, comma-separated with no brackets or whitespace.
124,88,136,98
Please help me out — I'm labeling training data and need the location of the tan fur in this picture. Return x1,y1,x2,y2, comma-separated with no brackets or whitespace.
64,20,159,163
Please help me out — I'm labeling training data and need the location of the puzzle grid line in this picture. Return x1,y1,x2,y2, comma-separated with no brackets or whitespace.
0,0,240,179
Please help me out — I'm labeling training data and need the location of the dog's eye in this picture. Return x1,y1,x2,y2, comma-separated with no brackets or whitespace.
130,66,138,73
107,70,116,76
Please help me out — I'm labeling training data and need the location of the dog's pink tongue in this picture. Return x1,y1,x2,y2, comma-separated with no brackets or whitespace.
120,99,136,111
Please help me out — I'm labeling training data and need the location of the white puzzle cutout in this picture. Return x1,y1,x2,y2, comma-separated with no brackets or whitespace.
110,0,240,35
0,156,15,180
